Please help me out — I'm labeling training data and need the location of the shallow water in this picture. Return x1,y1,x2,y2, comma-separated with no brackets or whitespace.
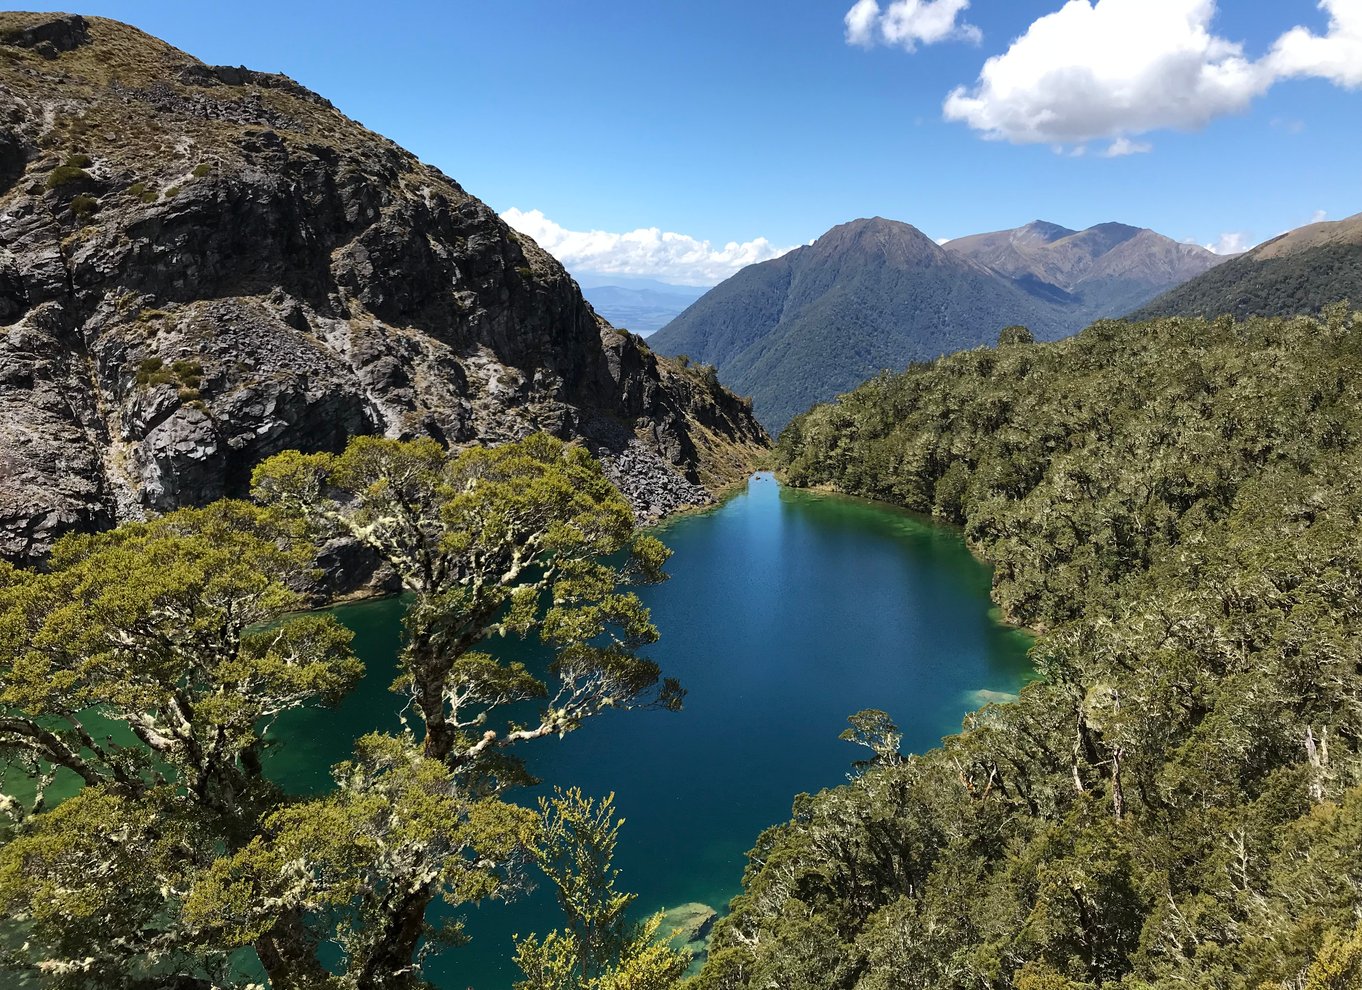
267,473,1033,988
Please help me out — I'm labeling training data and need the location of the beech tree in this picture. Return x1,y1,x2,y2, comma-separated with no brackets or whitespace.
240,433,683,986
705,310,1362,990
0,500,363,986
0,434,685,990
513,788,689,990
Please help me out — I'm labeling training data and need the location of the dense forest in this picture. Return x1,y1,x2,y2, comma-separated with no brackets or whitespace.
696,308,1362,989
648,218,1075,433
1131,240,1362,322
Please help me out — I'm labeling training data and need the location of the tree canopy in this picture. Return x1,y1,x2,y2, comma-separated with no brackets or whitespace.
0,434,683,990
697,309,1362,990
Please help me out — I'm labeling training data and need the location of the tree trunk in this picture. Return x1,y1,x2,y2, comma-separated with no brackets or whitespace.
355,887,435,990
255,907,336,989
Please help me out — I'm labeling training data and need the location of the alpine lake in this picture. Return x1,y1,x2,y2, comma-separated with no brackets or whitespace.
266,473,1034,988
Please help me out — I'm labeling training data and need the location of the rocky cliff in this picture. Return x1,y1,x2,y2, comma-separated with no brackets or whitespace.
0,14,768,564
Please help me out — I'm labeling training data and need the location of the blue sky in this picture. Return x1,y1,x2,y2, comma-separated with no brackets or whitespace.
29,1,1362,284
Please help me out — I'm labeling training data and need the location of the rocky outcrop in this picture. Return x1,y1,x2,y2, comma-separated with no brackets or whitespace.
0,14,768,564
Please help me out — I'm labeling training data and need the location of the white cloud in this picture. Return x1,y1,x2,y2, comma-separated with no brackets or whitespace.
844,0,981,51
933,0,1362,151
1205,232,1248,255
942,0,1268,145
500,208,796,286
1311,209,1329,223
1267,0,1362,88
845,0,880,46
1101,136,1153,157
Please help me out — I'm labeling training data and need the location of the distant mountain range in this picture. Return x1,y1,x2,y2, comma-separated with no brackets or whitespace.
1131,211,1362,321
580,280,708,335
947,219,1226,320
650,217,1225,431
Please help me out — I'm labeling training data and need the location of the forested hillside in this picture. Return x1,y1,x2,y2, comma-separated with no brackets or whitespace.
649,218,1072,432
696,308,1362,990
1133,212,1362,321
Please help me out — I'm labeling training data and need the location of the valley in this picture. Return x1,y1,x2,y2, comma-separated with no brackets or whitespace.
1,7,1360,990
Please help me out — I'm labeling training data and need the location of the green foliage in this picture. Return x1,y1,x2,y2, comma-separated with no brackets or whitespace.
184,733,536,979
697,311,1362,989
1,435,678,988
45,164,92,189
514,788,689,990
0,501,362,985
134,356,202,392
191,162,211,177
69,192,98,219
1134,242,1361,321
839,709,902,770
1304,923,1362,990
252,435,681,773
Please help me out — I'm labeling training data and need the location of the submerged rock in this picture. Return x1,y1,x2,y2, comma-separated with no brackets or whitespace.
659,901,720,975
661,901,718,947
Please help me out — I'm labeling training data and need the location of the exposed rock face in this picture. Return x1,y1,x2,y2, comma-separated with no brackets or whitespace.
0,14,768,564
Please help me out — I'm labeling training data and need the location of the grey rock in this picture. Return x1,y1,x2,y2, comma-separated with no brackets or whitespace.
0,14,768,567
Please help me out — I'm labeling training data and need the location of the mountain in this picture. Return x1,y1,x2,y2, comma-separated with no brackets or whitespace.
945,219,1227,318
0,14,768,565
580,282,707,335
1130,211,1362,321
650,217,1224,433
648,217,1075,432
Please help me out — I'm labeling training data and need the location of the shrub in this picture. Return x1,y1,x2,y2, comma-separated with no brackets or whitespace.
170,360,203,390
135,357,176,388
70,193,99,219
191,163,211,178
998,324,1035,346
46,164,92,190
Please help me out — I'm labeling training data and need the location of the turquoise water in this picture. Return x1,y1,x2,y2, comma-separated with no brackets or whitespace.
268,474,1033,988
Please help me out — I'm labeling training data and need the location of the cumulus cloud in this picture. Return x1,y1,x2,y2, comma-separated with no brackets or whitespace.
500,208,796,286
1267,0,1362,88
1205,232,1249,255
1101,137,1153,157
935,0,1362,150
942,0,1267,145
844,0,981,51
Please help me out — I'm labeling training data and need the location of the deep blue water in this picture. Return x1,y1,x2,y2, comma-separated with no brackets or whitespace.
267,474,1032,988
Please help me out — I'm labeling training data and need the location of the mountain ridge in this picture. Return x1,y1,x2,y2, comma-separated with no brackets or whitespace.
0,13,768,565
1131,211,1362,321
651,216,1223,431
